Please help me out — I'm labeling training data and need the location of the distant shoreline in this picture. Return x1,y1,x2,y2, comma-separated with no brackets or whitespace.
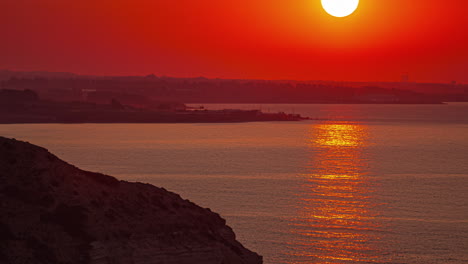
186,101,447,105
0,109,309,124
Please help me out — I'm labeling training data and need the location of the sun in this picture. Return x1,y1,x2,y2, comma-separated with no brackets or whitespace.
321,0,359,18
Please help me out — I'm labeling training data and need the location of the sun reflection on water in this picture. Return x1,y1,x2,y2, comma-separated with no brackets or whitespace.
288,122,380,263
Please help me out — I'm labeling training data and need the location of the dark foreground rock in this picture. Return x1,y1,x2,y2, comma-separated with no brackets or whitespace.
0,136,262,264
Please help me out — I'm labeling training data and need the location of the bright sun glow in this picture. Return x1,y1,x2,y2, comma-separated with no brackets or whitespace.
321,0,359,18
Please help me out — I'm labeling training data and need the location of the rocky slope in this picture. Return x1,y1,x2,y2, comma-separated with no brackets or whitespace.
0,136,262,264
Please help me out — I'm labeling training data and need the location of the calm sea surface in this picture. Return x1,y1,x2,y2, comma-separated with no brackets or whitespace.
1,103,468,264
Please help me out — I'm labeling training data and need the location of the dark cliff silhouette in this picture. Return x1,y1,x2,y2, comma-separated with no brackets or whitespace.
0,136,263,264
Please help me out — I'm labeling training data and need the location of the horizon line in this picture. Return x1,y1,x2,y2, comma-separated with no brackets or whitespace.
0,69,464,86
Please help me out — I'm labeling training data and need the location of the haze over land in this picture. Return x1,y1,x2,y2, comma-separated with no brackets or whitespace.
1,1,467,83
1,70,467,106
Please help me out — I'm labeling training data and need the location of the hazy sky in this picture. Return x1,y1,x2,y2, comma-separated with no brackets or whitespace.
1,0,467,83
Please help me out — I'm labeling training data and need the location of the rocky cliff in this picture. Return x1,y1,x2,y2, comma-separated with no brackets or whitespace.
0,136,262,264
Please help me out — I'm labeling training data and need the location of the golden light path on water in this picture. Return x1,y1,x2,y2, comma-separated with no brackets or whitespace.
288,122,381,263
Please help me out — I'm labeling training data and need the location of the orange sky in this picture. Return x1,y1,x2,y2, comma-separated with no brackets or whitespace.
1,0,467,83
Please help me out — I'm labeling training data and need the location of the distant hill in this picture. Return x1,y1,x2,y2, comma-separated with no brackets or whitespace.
0,70,83,81
1,70,466,103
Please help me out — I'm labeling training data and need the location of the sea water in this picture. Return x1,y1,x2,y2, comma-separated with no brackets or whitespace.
1,103,467,263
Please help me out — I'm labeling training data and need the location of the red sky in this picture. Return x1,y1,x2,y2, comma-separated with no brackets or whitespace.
1,0,467,83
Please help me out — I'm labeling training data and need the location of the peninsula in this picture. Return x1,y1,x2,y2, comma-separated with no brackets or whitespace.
0,89,307,124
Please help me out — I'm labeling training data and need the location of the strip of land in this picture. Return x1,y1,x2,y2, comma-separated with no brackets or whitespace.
0,89,306,124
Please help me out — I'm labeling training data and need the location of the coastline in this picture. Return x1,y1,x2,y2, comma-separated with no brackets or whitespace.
0,136,263,264
0,109,308,124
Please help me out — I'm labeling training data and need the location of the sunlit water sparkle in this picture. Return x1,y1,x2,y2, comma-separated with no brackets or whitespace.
1,103,468,263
